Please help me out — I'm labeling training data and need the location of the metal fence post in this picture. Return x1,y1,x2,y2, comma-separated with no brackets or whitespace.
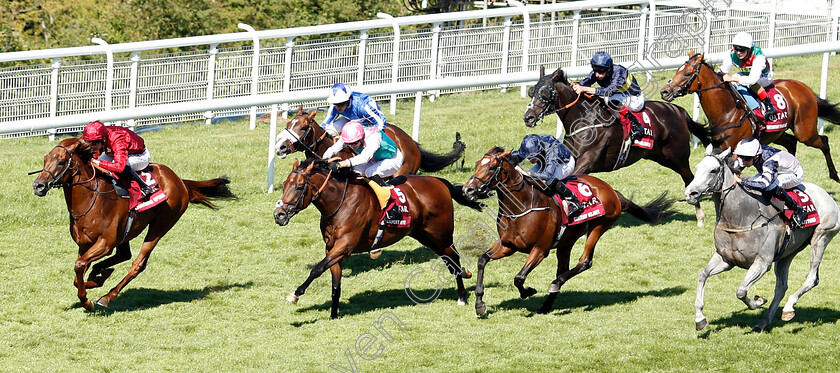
357,31,368,87
413,91,423,141
127,52,140,130
429,23,441,100
378,13,400,115
267,104,278,192
91,38,114,115
239,23,260,130
205,44,219,125
501,17,512,93
571,10,581,67
48,58,61,141
283,38,295,118
510,1,530,98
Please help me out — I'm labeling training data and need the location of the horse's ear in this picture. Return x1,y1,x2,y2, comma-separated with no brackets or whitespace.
720,147,732,159
293,159,300,169
688,49,695,57
307,109,317,120
501,150,513,158
539,65,545,77
550,67,565,83
297,105,304,115
704,144,714,155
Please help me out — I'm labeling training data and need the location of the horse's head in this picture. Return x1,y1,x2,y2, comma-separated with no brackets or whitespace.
660,51,708,102
463,147,515,200
31,138,93,196
273,158,332,225
275,106,322,159
523,65,572,128
685,145,734,204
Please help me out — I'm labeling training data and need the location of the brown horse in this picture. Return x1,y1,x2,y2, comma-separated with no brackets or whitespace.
462,147,675,316
31,138,235,311
274,106,466,175
522,66,710,226
273,158,482,319
660,52,840,181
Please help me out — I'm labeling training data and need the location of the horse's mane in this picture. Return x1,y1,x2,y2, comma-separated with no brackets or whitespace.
297,157,356,180
489,146,506,153
58,137,95,162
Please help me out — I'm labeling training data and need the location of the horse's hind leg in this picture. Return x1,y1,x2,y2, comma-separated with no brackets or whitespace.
538,240,573,314
96,235,163,308
783,232,833,321
773,132,798,155
547,224,609,293
86,242,131,289
695,253,732,330
791,123,839,181
754,255,793,332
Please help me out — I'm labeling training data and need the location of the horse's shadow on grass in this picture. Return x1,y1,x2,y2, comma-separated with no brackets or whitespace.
699,306,840,335
70,282,253,314
495,286,688,315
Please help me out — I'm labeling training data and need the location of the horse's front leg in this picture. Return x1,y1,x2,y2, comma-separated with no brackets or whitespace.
73,241,114,311
695,253,732,330
754,256,793,332
329,262,343,319
513,248,548,299
286,246,346,305
86,242,131,289
475,241,515,317
736,259,772,312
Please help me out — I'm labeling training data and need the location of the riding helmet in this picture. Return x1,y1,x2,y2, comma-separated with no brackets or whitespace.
590,51,613,71
327,83,353,104
734,137,761,157
732,32,754,49
81,121,106,141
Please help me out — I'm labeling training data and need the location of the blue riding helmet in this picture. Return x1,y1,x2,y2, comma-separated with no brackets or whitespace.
590,51,613,70
511,134,546,159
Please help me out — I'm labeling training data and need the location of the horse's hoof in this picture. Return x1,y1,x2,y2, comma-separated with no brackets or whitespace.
754,295,767,307
81,299,95,311
536,307,551,314
96,296,110,308
285,293,299,304
697,220,704,228
781,310,795,321
751,326,764,333
520,287,537,299
695,318,708,331
457,299,466,306
461,268,472,279
547,283,560,293
476,303,487,317
369,249,381,260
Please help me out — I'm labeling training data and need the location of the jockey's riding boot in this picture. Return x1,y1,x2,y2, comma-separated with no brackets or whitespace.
124,166,155,200
108,176,130,198
774,186,806,227
625,112,644,140
762,96,778,117
553,180,582,218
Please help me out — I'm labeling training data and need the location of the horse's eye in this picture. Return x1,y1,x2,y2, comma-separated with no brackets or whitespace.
57,160,66,166
295,185,305,190
683,72,693,78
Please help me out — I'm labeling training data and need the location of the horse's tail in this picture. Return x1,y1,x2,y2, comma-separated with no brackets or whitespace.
615,191,677,224
817,97,840,125
182,176,236,210
435,177,485,211
683,112,712,147
418,132,466,173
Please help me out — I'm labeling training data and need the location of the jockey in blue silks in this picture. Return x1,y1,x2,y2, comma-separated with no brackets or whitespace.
321,83,387,137
512,134,582,218
733,137,807,227
572,51,645,141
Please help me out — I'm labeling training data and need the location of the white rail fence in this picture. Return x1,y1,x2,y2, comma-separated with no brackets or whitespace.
1,0,838,139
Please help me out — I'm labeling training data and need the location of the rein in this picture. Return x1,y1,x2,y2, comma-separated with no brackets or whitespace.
667,56,727,98
285,168,349,219
285,117,329,158
470,152,554,218
30,144,103,218
699,154,776,232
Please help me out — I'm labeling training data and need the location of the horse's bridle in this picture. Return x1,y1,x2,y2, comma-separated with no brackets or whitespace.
284,117,328,158
666,55,726,98
29,145,83,188
527,81,593,124
468,152,525,197
277,168,348,220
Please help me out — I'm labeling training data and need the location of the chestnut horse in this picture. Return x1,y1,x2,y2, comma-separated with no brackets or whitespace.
660,52,840,181
522,66,710,226
273,158,483,319
31,138,235,311
275,106,466,175
462,147,676,316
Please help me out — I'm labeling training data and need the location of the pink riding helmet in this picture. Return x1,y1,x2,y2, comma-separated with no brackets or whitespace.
340,120,365,143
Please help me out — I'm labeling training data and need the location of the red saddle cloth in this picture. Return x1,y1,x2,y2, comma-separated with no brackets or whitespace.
623,110,655,149
379,186,411,228
781,188,820,227
114,167,168,212
752,86,790,133
553,179,606,226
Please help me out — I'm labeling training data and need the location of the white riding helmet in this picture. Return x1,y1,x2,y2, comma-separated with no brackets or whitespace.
327,83,353,104
732,32,754,49
734,137,761,157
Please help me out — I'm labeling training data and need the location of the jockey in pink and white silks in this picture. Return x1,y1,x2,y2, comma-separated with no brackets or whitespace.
719,32,778,117
321,83,387,137
733,137,806,226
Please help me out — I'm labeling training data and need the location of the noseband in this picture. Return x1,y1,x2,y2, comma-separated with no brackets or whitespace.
665,56,726,98
284,117,328,158
277,169,347,219
468,152,523,196
29,145,84,188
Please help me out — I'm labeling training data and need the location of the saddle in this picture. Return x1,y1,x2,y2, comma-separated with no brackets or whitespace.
111,166,168,212
730,84,790,137
775,186,820,228
552,179,605,226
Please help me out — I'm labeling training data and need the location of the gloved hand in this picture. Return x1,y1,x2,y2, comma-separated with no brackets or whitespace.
328,161,341,173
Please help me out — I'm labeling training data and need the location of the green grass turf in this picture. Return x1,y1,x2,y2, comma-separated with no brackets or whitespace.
1,54,840,372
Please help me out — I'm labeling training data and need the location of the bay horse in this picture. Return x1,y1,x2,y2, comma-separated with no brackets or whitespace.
685,146,840,332
273,158,483,319
31,138,235,311
275,106,466,175
462,147,676,316
522,65,711,226
660,52,840,181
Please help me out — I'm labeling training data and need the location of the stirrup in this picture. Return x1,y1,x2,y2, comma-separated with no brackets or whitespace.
791,209,807,227
566,202,582,217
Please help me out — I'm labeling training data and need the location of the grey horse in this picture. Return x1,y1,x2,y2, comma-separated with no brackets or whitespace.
685,146,840,332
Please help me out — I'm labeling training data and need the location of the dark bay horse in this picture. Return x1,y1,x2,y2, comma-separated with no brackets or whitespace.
685,146,839,332
660,52,840,181
522,66,710,226
31,138,235,311
462,147,676,316
273,158,483,319
275,106,466,174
